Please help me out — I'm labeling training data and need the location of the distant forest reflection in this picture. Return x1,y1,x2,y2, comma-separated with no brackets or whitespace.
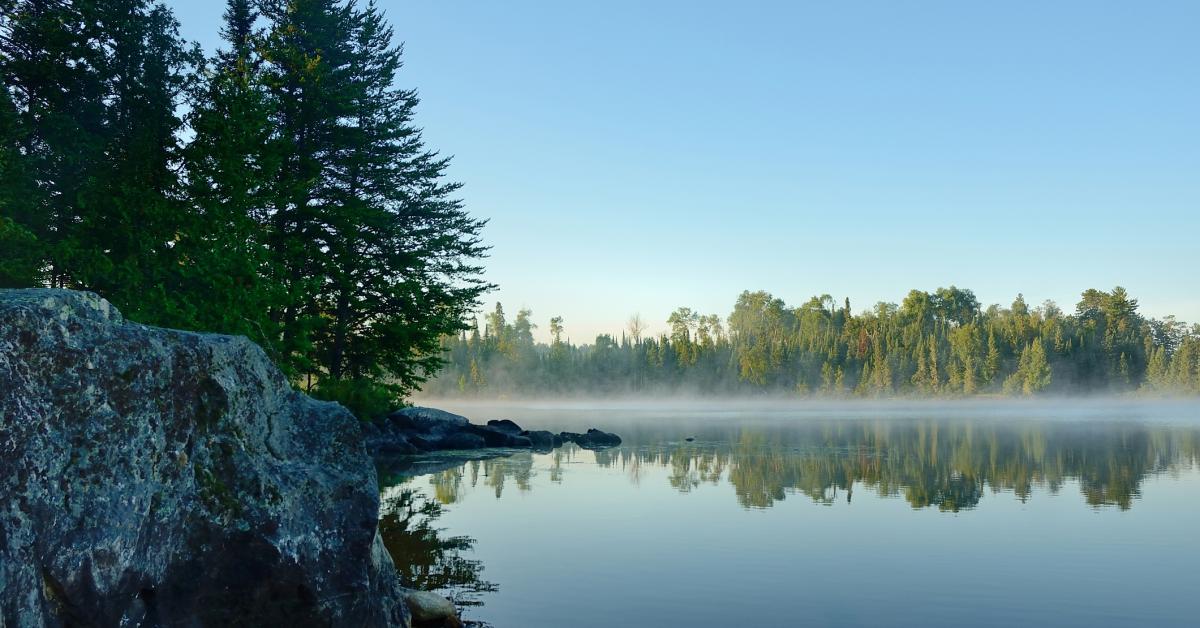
419,420,1200,512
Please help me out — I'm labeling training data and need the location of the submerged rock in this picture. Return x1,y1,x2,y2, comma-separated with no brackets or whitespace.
0,289,408,627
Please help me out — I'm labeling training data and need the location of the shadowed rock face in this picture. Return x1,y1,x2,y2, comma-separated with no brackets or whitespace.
0,290,409,627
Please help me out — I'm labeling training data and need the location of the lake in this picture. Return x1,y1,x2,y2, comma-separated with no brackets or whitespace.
379,400,1200,627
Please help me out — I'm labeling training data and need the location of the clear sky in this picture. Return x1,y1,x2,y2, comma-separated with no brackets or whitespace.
167,0,1199,343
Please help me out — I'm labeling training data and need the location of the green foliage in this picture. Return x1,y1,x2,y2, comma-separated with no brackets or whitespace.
0,0,490,400
0,0,197,307
311,378,400,421
1004,341,1052,396
426,286,1200,398
0,217,40,287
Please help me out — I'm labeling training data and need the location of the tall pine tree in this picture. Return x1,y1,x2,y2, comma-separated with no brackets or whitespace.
0,0,194,318
257,0,489,403
180,0,286,357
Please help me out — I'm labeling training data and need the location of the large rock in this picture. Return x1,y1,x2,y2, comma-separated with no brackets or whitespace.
560,428,622,450
0,290,409,627
368,407,533,454
520,430,563,451
389,407,470,432
485,419,522,434
402,589,459,627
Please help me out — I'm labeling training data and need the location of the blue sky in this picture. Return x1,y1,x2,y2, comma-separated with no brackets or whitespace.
168,1,1199,342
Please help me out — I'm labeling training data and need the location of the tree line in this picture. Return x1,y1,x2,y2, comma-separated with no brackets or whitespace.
422,286,1200,398
0,0,489,413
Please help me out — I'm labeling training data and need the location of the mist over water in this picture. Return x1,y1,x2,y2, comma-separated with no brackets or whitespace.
384,399,1200,627
418,396,1200,428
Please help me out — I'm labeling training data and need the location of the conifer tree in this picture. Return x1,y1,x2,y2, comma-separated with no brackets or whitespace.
180,0,285,355
0,0,194,318
257,0,489,401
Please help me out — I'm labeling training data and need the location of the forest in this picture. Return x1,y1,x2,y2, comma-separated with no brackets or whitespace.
423,286,1200,398
0,0,489,413
4,2,1197,410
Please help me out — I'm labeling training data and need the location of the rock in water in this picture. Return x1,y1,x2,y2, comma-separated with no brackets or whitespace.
0,290,408,627
520,430,563,451
401,589,459,626
368,407,532,453
484,419,522,434
559,428,622,450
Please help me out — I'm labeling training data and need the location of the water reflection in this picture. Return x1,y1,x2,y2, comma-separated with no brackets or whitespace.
418,419,1200,512
380,414,1200,627
377,485,498,608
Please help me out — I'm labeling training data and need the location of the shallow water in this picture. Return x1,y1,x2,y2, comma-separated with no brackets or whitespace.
380,401,1200,627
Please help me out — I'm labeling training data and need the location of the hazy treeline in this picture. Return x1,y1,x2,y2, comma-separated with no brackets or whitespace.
424,286,1200,398
0,0,487,407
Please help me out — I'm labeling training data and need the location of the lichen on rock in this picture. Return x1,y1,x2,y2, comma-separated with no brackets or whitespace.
0,289,408,627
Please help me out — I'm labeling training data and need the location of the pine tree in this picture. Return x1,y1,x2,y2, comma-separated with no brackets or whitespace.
1022,340,1051,395
257,0,490,404
180,0,287,359
926,335,940,392
258,0,358,375
961,355,977,395
1143,346,1168,392
0,0,194,317
985,331,1001,386
0,70,40,286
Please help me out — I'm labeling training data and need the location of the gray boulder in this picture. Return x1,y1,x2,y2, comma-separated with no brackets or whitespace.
368,407,534,453
389,406,470,431
0,289,408,627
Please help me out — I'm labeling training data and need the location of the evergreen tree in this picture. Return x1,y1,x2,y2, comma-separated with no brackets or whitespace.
0,0,195,317
0,65,39,286
258,0,489,403
1022,341,1052,395
180,0,286,357
2,0,491,416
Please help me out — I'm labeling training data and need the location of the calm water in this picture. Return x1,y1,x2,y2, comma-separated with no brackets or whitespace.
379,401,1200,627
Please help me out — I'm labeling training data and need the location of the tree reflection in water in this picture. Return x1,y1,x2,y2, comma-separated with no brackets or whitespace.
594,420,1200,511
377,418,1199,620
377,485,498,608
418,419,1200,513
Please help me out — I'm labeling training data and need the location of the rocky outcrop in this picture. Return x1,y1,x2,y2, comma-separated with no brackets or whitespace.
484,419,522,435
364,408,623,458
362,407,532,454
0,290,408,627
